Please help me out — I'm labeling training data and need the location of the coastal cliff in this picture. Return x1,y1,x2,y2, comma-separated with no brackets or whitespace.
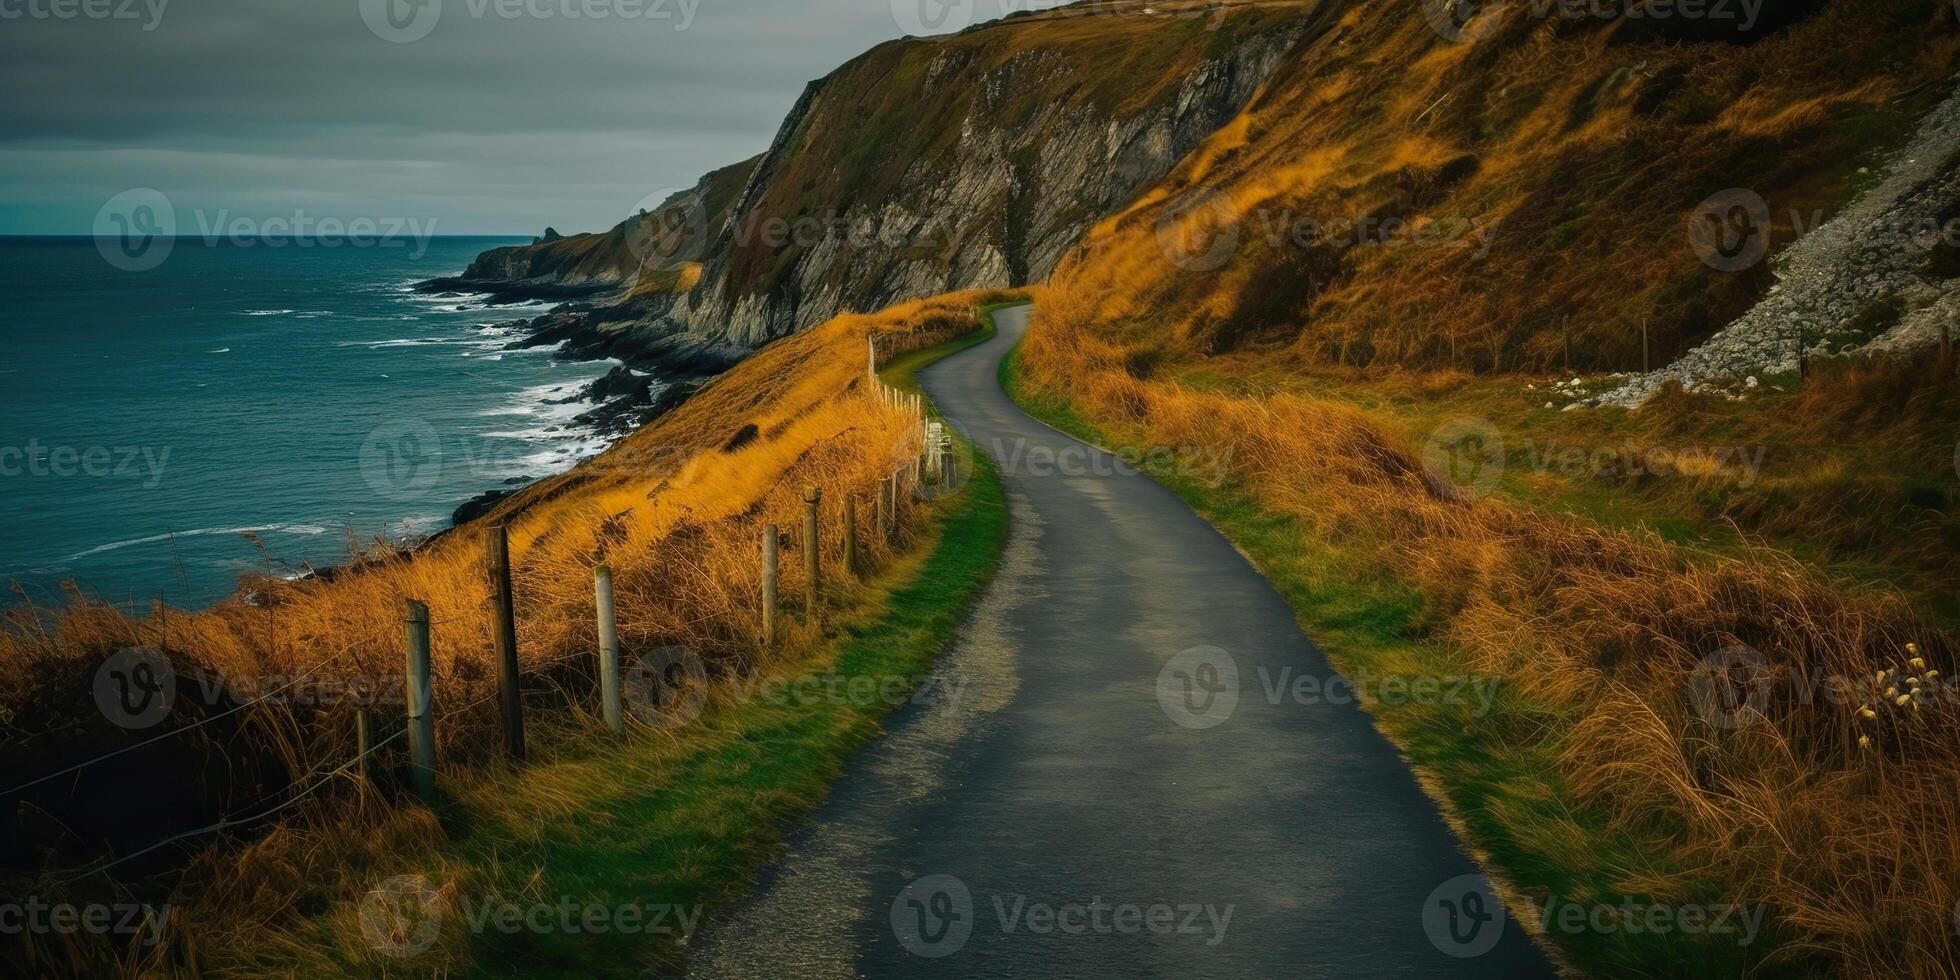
433,4,1306,360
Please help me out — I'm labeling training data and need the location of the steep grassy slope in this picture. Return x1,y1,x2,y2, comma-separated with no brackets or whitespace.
1054,0,1959,370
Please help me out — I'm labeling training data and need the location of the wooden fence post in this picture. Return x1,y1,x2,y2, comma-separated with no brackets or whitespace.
843,495,858,578
355,707,373,784
762,524,779,647
594,564,623,735
875,476,890,544
485,523,526,762
803,486,821,618
403,599,436,800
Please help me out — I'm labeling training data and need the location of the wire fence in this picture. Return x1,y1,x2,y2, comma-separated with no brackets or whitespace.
5,316,977,887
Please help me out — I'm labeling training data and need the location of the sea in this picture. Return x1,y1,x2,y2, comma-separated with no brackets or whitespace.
0,236,625,609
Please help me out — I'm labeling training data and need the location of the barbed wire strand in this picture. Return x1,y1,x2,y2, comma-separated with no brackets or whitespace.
58,728,406,884
1,644,359,801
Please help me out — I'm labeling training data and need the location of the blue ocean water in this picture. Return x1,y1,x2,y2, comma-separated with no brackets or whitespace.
0,237,620,608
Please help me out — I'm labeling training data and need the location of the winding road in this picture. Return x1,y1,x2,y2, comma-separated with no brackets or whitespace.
689,306,1555,978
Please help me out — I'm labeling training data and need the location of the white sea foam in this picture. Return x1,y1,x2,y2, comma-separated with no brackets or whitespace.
335,336,458,349
238,309,293,317
65,523,327,561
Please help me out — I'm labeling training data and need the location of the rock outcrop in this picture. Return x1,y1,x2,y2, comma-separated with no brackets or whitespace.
1596,78,1960,407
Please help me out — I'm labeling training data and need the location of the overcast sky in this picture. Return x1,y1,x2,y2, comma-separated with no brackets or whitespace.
0,0,1053,236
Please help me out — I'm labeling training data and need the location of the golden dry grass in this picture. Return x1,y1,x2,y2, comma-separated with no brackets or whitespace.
1052,0,1960,372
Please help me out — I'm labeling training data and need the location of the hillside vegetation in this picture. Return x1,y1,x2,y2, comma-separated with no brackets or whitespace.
1058,0,1958,370
1011,0,1960,974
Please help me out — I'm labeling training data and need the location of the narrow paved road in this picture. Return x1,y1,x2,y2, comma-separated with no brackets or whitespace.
689,306,1555,978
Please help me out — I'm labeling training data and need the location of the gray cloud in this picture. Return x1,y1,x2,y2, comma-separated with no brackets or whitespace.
0,0,919,235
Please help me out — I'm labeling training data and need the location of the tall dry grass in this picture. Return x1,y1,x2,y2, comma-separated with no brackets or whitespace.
0,290,1007,974
1020,286,1960,976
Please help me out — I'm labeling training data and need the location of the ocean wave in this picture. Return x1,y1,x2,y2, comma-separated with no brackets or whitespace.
335,336,458,349
65,523,328,561
476,381,587,417
207,347,232,354
483,302,557,316
238,309,294,317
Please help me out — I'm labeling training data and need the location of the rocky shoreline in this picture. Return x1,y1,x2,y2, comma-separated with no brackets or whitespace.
413,276,731,528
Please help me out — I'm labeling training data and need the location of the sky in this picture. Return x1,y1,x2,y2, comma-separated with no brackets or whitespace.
0,0,1058,236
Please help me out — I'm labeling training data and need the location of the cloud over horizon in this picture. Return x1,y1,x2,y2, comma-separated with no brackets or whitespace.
0,0,936,236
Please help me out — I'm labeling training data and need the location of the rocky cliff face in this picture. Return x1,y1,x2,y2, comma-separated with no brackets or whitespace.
669,13,1304,346
441,4,1307,357
434,157,758,298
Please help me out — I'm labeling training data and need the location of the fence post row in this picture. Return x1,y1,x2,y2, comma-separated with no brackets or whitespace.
762,523,779,647
594,564,624,735
365,330,954,807
403,599,436,800
485,522,526,762
803,486,822,619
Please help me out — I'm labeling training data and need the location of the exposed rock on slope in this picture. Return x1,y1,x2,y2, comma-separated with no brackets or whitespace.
425,157,757,300
670,11,1304,346
1597,79,1960,407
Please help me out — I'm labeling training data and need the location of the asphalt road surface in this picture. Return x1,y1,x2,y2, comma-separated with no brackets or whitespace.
688,305,1556,978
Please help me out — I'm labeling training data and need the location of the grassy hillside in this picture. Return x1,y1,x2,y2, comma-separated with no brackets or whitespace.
1053,0,1959,370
